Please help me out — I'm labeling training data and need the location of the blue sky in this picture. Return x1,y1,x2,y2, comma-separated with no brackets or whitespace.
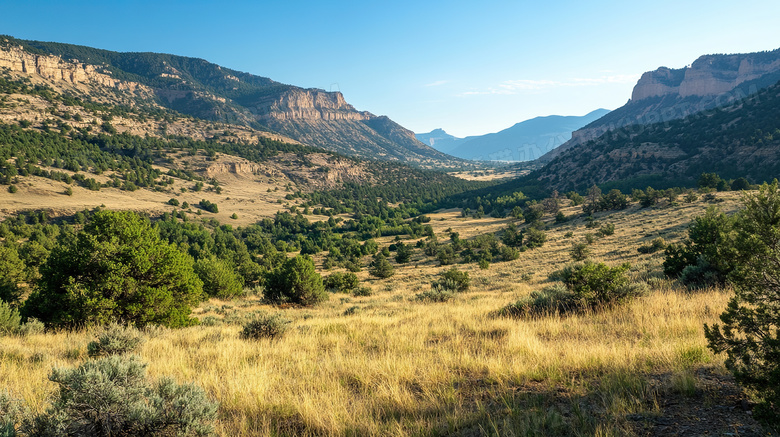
1,0,779,137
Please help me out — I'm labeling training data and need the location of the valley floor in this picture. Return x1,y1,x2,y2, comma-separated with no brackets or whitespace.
1,191,775,436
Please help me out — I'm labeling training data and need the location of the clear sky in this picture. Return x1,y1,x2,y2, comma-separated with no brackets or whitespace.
1,0,779,137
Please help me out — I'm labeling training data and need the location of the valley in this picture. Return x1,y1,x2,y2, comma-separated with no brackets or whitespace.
0,35,779,437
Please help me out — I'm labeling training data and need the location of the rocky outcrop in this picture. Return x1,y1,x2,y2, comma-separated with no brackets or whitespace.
0,44,144,93
205,161,264,178
251,89,372,122
632,51,780,101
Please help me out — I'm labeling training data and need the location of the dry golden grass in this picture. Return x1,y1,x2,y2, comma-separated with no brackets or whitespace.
0,192,748,435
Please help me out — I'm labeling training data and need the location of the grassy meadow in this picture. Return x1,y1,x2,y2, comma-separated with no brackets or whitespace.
0,192,758,436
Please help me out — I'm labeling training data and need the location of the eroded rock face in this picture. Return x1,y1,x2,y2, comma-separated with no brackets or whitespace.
252,89,372,122
0,45,145,93
631,52,780,101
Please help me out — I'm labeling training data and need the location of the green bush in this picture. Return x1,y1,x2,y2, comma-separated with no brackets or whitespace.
323,272,359,293
352,286,372,297
0,390,20,436
369,254,395,279
194,256,244,299
637,237,666,254
570,242,590,261
240,314,290,340
0,245,26,305
497,284,575,317
199,199,218,213
596,223,615,237
18,318,45,336
0,301,21,336
559,261,634,305
662,206,735,286
23,355,218,436
87,323,145,358
704,181,780,425
414,288,455,303
264,255,327,306
23,211,204,328
433,268,470,292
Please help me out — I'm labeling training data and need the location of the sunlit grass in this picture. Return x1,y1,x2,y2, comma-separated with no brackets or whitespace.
0,194,742,435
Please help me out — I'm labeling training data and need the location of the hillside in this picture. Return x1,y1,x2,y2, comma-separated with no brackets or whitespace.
542,48,780,162
0,35,464,167
0,65,485,223
534,79,780,192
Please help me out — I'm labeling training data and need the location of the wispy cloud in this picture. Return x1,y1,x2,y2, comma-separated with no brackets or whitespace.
425,80,449,87
460,74,640,96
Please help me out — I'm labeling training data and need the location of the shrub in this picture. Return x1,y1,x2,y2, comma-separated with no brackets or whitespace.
24,355,218,436
199,199,218,213
497,283,575,317
194,256,244,299
323,272,360,293
596,223,615,237
414,288,455,303
0,245,25,305
433,268,470,292
556,261,641,306
167,198,180,206
637,237,666,254
662,206,735,285
240,314,290,340
0,301,21,336
570,242,590,261
7,185,17,194
264,255,327,306
394,242,413,264
369,254,395,279
524,227,547,249
18,317,45,336
704,181,780,425
499,245,519,261
87,323,145,358
0,390,21,436
352,286,372,297
23,211,204,328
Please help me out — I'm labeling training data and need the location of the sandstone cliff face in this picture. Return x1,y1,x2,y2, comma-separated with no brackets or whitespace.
631,52,780,100
253,89,372,122
0,44,145,93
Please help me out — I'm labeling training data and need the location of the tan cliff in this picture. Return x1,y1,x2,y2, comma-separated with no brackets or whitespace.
250,88,373,122
0,44,146,94
631,52,780,101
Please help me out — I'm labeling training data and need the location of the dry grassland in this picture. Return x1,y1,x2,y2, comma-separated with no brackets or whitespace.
1,191,762,436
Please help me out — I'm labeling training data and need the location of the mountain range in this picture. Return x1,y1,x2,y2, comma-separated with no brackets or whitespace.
0,36,463,168
542,48,780,162
416,109,609,161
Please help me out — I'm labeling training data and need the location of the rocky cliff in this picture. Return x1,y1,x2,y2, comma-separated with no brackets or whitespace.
0,36,461,168
0,42,147,95
632,52,780,100
253,89,372,122
541,48,780,162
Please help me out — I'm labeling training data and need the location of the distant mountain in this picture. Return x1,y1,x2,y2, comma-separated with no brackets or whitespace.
416,109,609,162
0,36,463,168
415,128,462,154
542,48,780,162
